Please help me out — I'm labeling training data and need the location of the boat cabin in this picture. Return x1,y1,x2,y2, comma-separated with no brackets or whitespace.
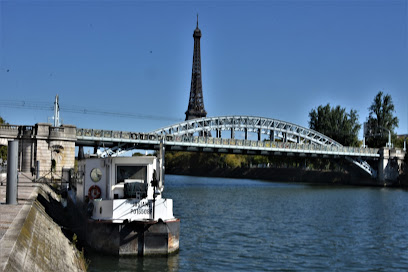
75,156,173,223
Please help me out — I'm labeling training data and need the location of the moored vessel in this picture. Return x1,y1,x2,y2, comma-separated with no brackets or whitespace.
69,149,179,256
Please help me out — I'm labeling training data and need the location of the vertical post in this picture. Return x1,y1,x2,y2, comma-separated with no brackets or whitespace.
231,128,235,139
387,130,391,148
78,146,85,160
258,129,261,141
6,140,18,205
159,138,165,190
36,161,40,180
270,130,275,142
54,94,60,127
245,128,248,140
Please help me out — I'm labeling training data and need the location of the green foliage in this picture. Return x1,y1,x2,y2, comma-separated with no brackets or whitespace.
0,116,8,163
72,233,78,247
0,117,7,125
222,154,246,168
0,146,7,164
395,137,406,149
308,104,361,146
366,91,399,148
165,151,345,172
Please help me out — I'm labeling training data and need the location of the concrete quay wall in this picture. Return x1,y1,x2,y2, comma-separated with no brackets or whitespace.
0,184,86,272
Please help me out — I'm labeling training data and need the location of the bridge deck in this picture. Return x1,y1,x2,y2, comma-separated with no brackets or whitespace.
76,129,379,159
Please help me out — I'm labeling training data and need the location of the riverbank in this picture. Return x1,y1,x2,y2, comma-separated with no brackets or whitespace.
0,173,87,272
166,167,381,186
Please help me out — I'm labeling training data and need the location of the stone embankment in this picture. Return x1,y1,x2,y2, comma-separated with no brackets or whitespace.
0,174,86,272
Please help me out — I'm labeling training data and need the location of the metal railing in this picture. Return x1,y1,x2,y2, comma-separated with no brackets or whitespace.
76,128,379,157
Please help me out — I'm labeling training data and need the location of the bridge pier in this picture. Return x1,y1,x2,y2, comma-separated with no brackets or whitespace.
20,127,35,173
78,146,85,160
378,147,406,184
0,123,76,179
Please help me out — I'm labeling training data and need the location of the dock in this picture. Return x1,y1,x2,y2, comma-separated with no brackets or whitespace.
0,172,86,272
0,173,39,240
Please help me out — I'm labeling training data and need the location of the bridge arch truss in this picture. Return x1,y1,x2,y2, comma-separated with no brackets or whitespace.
153,116,342,148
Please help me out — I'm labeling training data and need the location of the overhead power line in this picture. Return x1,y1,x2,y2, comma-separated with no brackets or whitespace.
0,100,182,122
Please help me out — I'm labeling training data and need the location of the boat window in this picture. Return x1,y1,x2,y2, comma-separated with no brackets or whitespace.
116,166,146,184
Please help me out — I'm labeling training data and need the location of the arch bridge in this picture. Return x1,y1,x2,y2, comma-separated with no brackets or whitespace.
76,116,379,177
0,116,380,178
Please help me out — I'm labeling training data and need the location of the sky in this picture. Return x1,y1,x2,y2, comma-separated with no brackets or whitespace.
1,0,407,140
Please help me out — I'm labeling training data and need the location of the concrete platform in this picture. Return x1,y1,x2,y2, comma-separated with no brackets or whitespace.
0,172,86,272
0,172,40,271
0,173,39,239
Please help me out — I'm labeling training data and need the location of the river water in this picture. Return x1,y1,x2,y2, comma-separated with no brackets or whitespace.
88,175,408,271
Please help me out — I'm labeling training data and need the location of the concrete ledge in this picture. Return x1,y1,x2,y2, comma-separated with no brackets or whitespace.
0,185,86,272
0,185,39,271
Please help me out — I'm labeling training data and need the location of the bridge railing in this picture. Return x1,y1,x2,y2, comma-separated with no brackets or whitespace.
76,129,379,156
171,135,379,156
77,129,160,141
0,125,34,138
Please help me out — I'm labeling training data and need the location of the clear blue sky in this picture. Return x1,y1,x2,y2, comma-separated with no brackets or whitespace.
1,0,407,139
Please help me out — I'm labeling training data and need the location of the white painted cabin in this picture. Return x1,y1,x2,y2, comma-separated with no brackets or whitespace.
76,156,174,223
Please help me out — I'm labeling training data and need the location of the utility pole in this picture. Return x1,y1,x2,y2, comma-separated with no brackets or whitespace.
54,95,60,127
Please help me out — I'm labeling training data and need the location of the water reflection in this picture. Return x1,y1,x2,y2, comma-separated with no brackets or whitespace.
88,252,179,272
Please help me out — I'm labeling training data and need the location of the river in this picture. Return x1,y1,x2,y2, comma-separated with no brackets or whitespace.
88,175,408,271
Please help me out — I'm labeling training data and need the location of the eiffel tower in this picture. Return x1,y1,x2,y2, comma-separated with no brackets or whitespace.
185,16,207,121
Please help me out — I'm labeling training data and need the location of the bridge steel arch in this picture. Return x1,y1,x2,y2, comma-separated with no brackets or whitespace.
152,115,342,147
152,115,378,177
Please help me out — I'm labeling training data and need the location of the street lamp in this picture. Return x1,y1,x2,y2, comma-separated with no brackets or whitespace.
364,122,392,148
378,126,392,148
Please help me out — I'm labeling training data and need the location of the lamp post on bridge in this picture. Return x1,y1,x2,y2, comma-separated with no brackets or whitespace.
364,122,392,148
378,126,392,148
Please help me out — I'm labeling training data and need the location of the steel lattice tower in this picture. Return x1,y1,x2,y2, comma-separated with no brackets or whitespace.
185,16,207,121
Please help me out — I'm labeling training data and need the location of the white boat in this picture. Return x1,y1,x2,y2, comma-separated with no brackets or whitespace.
70,151,179,256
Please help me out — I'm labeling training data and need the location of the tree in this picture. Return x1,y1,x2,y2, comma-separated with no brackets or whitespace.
0,117,8,163
309,104,361,147
366,91,399,148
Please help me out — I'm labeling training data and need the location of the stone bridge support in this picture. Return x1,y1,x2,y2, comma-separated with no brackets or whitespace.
378,147,406,184
0,124,77,179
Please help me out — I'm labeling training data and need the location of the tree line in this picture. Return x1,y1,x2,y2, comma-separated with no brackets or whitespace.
165,151,346,172
309,91,401,148
166,91,404,172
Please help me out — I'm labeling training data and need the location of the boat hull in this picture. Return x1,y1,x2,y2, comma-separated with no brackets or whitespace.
86,218,180,256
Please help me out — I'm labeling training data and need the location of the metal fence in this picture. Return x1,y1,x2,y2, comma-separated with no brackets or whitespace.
76,128,379,157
